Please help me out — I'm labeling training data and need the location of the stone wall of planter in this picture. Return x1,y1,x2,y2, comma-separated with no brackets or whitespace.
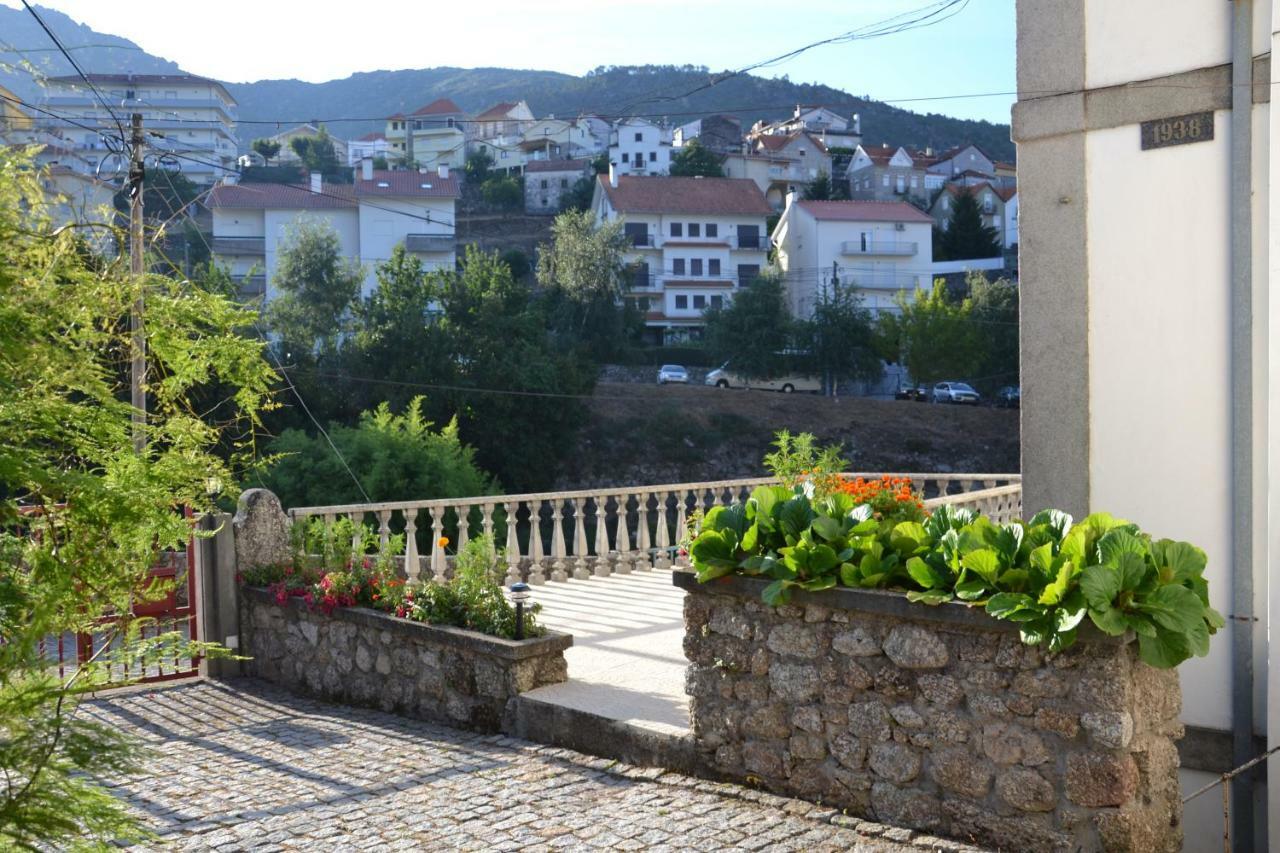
675,572,1183,853
240,588,572,733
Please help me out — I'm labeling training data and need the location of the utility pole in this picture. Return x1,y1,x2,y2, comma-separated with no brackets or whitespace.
128,112,146,452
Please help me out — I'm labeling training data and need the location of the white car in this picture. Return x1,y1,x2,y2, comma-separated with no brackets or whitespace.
657,364,688,385
705,364,821,394
932,381,981,404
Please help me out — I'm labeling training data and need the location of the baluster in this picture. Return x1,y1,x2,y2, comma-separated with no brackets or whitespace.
377,509,393,555
983,479,997,491
636,491,653,570
593,496,612,577
571,498,591,580
321,513,335,566
615,494,633,555
481,502,496,546
550,500,568,582
528,501,547,585
348,512,365,565
428,508,444,581
456,504,470,550
654,491,672,570
503,502,521,586
404,509,420,582
674,490,690,568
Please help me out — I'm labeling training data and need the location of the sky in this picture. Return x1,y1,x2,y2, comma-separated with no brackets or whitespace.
3,0,1017,124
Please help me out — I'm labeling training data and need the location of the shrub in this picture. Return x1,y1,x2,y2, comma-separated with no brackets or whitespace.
401,537,542,639
690,486,1222,668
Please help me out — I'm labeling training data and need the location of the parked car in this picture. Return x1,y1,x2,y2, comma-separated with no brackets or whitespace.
995,385,1021,408
932,381,981,404
705,363,821,394
895,385,929,402
657,364,688,385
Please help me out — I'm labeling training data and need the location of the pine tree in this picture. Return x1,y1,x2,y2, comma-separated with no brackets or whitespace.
939,189,1001,260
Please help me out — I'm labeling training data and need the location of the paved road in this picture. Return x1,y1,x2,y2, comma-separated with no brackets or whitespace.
86,679,980,852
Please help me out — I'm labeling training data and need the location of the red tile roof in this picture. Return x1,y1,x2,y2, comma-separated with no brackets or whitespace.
355,170,460,198
795,200,934,224
473,102,518,121
208,182,357,210
356,132,386,142
599,175,771,216
411,98,463,116
524,158,590,174
858,146,896,167
754,131,828,156
939,181,1015,203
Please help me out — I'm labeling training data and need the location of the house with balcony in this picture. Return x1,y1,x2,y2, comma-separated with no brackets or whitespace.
930,181,1018,249
521,118,603,161
845,144,944,206
347,132,391,166
39,73,237,184
591,172,771,344
524,158,591,214
672,114,743,156
608,118,672,177
772,197,934,316
265,124,349,167
385,98,466,172
726,131,831,208
207,163,458,301
749,105,862,149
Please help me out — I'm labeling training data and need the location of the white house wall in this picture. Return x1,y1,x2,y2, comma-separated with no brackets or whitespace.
262,208,361,300
356,197,456,294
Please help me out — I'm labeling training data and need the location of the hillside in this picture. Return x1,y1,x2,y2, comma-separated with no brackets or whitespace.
0,6,1013,161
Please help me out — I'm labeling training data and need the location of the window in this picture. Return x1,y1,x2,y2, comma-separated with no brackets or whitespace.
799,149,806,157
737,264,760,286
635,132,643,142
670,222,683,237
709,259,720,276
624,222,649,247
910,175,918,188
560,178,568,188
711,295,724,309
689,223,701,238
883,174,890,187
706,223,718,237
540,179,548,189
675,294,688,309
693,294,706,309
672,258,686,276
691,259,703,276
649,151,656,162
541,197,549,206
632,262,650,289
447,118,455,127
621,152,630,163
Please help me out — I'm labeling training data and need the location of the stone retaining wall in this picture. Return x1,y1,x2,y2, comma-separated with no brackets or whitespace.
240,587,571,733
675,572,1183,853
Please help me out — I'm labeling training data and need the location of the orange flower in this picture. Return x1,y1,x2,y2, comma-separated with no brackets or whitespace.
437,536,450,548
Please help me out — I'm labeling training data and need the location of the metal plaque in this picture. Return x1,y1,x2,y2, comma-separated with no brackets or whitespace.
1140,112,1214,150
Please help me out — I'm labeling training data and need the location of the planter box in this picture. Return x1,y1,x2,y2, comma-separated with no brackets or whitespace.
673,571,1183,853
240,587,571,733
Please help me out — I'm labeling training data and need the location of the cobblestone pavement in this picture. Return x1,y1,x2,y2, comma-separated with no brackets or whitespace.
85,679,986,852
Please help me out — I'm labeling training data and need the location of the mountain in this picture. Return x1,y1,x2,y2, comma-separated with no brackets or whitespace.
0,6,1014,161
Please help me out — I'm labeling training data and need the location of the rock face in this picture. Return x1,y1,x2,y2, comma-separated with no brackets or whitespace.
240,588,571,732
680,576,1184,853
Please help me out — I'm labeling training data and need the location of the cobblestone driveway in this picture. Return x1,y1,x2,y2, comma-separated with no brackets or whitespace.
86,679,984,852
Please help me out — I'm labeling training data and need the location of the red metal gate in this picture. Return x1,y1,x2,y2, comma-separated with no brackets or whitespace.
40,519,201,685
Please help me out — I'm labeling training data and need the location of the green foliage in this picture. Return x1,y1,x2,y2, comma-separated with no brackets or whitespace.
465,148,494,183
762,430,846,493
802,170,834,201
0,148,273,848
793,288,882,392
966,273,1019,394
404,536,542,639
267,216,365,356
877,281,981,389
590,151,610,175
937,190,1001,261
371,155,389,171
480,175,521,209
702,272,793,379
288,128,347,182
669,139,725,178
690,488,1222,667
116,167,199,224
259,397,494,509
500,248,531,280
251,137,282,164
559,175,596,212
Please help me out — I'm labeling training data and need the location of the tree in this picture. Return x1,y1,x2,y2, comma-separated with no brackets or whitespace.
480,175,521,209
560,175,596,212
259,398,494,508
702,272,792,379
465,149,494,184
535,209,635,360
938,189,1001,260
877,280,981,389
966,272,1019,394
0,150,272,849
669,139,724,178
371,155,389,170
267,216,365,357
590,151,610,175
289,128,346,181
116,167,199,223
500,248,531,280
251,137,282,165
794,288,883,394
803,170,835,201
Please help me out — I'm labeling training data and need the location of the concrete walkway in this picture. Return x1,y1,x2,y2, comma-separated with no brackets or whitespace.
524,568,690,737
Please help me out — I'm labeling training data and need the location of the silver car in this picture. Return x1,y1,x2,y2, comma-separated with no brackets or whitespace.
932,381,981,404
657,364,688,385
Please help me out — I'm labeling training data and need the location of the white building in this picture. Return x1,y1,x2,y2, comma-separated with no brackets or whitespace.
207,163,458,300
347,132,392,166
264,123,348,167
591,172,771,344
521,118,603,161
40,73,237,184
608,118,672,177
1013,1,1277,848
751,105,862,149
925,144,996,180
771,197,935,316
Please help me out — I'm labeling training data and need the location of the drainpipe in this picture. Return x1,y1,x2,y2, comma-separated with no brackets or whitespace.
1229,0,1256,848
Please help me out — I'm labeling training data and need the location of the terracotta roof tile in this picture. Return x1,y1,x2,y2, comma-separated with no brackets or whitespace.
208,182,357,210
473,102,518,121
599,175,771,216
411,98,462,116
524,158,590,174
795,200,934,224
355,170,460,198
356,132,386,142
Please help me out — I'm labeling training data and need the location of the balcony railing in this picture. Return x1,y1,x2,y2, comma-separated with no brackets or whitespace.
629,233,657,248
287,473,1021,584
850,272,919,290
211,236,265,256
404,234,454,253
841,241,918,256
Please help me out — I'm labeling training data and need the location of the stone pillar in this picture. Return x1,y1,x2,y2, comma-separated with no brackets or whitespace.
233,488,292,571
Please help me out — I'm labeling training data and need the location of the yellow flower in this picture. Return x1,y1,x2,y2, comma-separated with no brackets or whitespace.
437,536,450,548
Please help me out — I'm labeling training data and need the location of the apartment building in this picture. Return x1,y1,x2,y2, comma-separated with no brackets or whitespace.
40,73,237,184
385,98,466,171
846,144,945,206
608,117,672,177
591,172,771,344
207,163,458,300
772,197,934,316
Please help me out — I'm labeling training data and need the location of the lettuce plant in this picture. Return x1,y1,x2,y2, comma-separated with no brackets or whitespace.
690,486,1222,668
